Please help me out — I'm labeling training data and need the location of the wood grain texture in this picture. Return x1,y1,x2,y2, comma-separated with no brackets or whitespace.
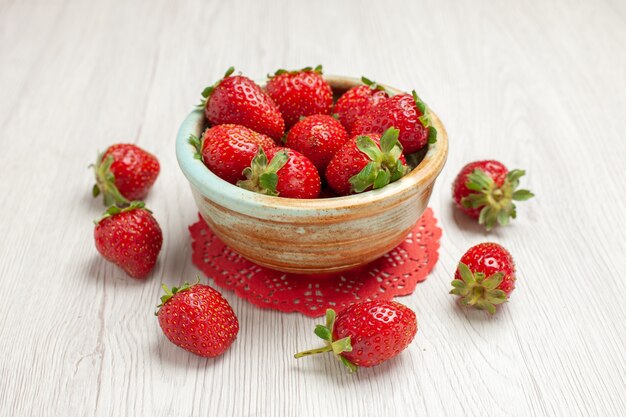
0,0,624,416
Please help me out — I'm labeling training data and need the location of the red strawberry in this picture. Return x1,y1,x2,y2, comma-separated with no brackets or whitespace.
450,242,516,314
237,146,321,199
325,128,409,196
92,144,160,206
294,302,418,372
452,160,534,230
199,67,284,140
285,114,349,172
94,202,163,279
265,65,333,128
352,91,437,154
156,281,239,357
333,76,389,132
190,124,277,184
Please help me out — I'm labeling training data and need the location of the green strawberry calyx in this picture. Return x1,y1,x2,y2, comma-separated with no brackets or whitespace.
349,127,409,193
237,147,289,196
360,76,388,94
155,278,199,315
450,262,508,315
188,133,203,160
294,309,358,373
92,152,131,207
412,90,437,145
94,201,148,224
268,65,323,78
197,66,236,108
461,168,534,231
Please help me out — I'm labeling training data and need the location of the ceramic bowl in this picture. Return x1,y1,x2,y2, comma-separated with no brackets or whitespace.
176,75,448,274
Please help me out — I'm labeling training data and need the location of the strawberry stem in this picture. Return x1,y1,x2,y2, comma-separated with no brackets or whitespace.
294,345,333,358
294,309,358,373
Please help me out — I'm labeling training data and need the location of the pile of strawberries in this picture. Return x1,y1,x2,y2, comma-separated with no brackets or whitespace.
191,66,436,198
87,65,534,373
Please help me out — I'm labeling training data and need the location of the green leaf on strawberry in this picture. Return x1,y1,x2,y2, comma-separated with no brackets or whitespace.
92,153,131,207
269,65,323,78
412,90,437,145
360,76,388,94
155,279,199,315
450,262,508,315
94,200,148,224
188,134,203,160
348,128,409,193
197,66,235,108
461,168,534,231
237,147,289,196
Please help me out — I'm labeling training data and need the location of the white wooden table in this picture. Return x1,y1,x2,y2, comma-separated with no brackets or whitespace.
1,0,625,415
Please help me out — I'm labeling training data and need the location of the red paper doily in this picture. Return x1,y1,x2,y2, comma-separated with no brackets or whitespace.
189,208,441,317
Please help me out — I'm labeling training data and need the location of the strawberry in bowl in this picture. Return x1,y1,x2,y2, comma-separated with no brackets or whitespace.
332,76,389,132
265,65,333,129
199,67,284,141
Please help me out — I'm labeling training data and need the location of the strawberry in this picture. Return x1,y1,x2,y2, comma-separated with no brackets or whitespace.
285,114,349,172
332,76,389,132
156,281,239,357
92,144,160,206
452,160,534,230
199,67,284,140
352,91,437,154
325,128,409,196
265,65,333,128
237,146,321,199
294,302,418,372
94,201,163,279
450,242,516,314
189,124,277,184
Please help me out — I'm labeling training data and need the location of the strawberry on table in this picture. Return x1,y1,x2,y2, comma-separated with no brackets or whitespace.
452,160,534,231
333,76,389,132
294,301,418,372
237,146,321,199
92,144,160,206
156,281,239,358
352,91,437,154
190,124,278,184
325,127,409,196
94,201,163,279
450,242,516,314
199,67,285,141
285,114,349,172
265,65,333,129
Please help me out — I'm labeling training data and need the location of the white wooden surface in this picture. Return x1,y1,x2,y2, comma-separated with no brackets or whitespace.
1,0,625,416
